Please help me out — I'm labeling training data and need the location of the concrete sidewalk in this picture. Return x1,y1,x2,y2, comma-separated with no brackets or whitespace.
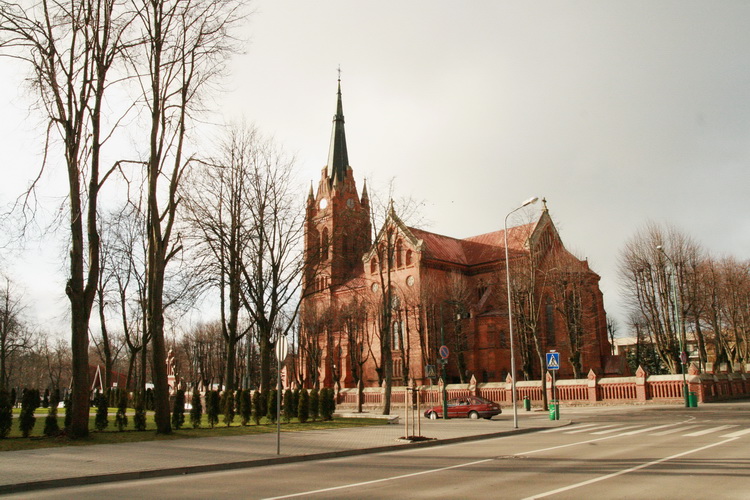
0,410,566,495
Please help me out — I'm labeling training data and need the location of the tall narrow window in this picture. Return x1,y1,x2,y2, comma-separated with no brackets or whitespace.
395,240,403,268
405,250,412,266
321,227,329,261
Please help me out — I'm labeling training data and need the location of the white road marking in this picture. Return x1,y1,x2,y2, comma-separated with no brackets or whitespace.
261,458,494,499
522,437,740,500
565,424,617,434
540,423,599,433
591,425,643,435
618,423,679,436
261,417,697,500
721,428,750,438
651,424,700,435
684,425,737,436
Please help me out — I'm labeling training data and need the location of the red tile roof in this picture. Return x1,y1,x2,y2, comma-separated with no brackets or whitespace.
408,222,536,267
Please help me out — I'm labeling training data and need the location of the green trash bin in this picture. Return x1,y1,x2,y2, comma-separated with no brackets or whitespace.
688,392,698,408
523,397,531,411
548,400,559,420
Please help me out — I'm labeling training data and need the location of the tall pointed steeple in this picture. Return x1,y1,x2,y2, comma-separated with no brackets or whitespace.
327,73,349,186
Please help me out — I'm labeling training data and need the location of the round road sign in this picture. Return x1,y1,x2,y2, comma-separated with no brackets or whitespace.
439,345,449,360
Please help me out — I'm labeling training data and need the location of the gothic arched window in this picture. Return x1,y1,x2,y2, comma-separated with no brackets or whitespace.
395,240,403,268
405,249,412,266
321,227,329,261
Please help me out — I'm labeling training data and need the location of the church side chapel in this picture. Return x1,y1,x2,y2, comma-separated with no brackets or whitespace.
298,80,613,391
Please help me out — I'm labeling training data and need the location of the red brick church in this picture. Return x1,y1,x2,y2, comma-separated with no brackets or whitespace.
298,80,613,390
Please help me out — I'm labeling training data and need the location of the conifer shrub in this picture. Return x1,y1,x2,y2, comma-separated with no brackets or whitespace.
206,390,219,428
222,390,235,427
145,388,155,411
43,389,60,436
133,391,147,431
283,389,294,423
19,388,39,437
320,388,335,421
240,390,251,426
267,389,278,423
297,389,309,424
0,391,12,438
252,390,263,425
115,392,128,431
171,389,186,430
309,388,319,422
190,389,203,428
95,392,109,431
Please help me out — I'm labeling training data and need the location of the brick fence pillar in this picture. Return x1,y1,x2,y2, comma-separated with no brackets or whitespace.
505,373,514,404
587,369,599,402
635,365,648,402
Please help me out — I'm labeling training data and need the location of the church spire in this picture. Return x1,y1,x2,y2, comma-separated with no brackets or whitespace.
327,71,349,186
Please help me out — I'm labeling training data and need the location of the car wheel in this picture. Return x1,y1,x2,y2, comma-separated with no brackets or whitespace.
468,411,479,420
429,411,438,420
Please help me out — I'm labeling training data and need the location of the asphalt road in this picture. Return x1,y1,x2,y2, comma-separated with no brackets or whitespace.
10,403,750,500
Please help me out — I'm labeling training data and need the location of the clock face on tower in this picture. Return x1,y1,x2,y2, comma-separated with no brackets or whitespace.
347,198,354,209
319,198,328,209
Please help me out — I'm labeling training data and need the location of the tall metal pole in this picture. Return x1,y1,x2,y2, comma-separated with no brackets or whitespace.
505,197,538,429
439,303,448,420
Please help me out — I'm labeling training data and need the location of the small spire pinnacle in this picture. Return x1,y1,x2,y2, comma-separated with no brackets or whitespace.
542,197,548,212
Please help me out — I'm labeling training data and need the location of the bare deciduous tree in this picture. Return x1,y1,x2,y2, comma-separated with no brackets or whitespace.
0,0,132,436
130,0,245,433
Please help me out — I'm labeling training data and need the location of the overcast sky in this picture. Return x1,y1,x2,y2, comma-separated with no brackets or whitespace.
2,1,750,334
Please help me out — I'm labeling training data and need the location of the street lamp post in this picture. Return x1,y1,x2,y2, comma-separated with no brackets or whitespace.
505,196,539,429
657,245,690,408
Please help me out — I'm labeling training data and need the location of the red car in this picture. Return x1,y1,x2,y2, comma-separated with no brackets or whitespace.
424,396,502,420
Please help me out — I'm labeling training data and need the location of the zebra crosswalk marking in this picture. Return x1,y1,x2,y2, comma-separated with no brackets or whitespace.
540,423,599,433
619,424,678,436
684,425,737,437
565,424,618,434
591,425,643,435
720,428,750,438
651,425,700,436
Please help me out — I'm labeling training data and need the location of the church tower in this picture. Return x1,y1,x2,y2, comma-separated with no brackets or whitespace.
304,78,371,293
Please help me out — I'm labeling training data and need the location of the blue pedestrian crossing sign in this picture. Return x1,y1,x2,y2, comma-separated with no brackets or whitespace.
546,352,560,370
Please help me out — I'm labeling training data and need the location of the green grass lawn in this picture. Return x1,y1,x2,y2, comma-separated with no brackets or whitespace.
0,412,386,452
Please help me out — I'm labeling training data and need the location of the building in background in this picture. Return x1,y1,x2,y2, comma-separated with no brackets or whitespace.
298,81,615,390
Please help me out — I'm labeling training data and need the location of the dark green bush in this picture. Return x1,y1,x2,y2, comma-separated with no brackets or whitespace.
297,389,309,424
19,388,39,437
95,392,109,431
222,390,235,427
240,390,251,426
309,388,319,422
206,390,219,428
171,389,186,430
267,389,278,423
43,389,60,436
115,392,128,431
133,391,147,431
0,391,12,438
252,390,263,425
283,389,294,423
190,389,203,428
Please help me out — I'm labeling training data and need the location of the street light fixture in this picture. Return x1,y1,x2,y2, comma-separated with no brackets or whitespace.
657,245,690,408
505,196,538,429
